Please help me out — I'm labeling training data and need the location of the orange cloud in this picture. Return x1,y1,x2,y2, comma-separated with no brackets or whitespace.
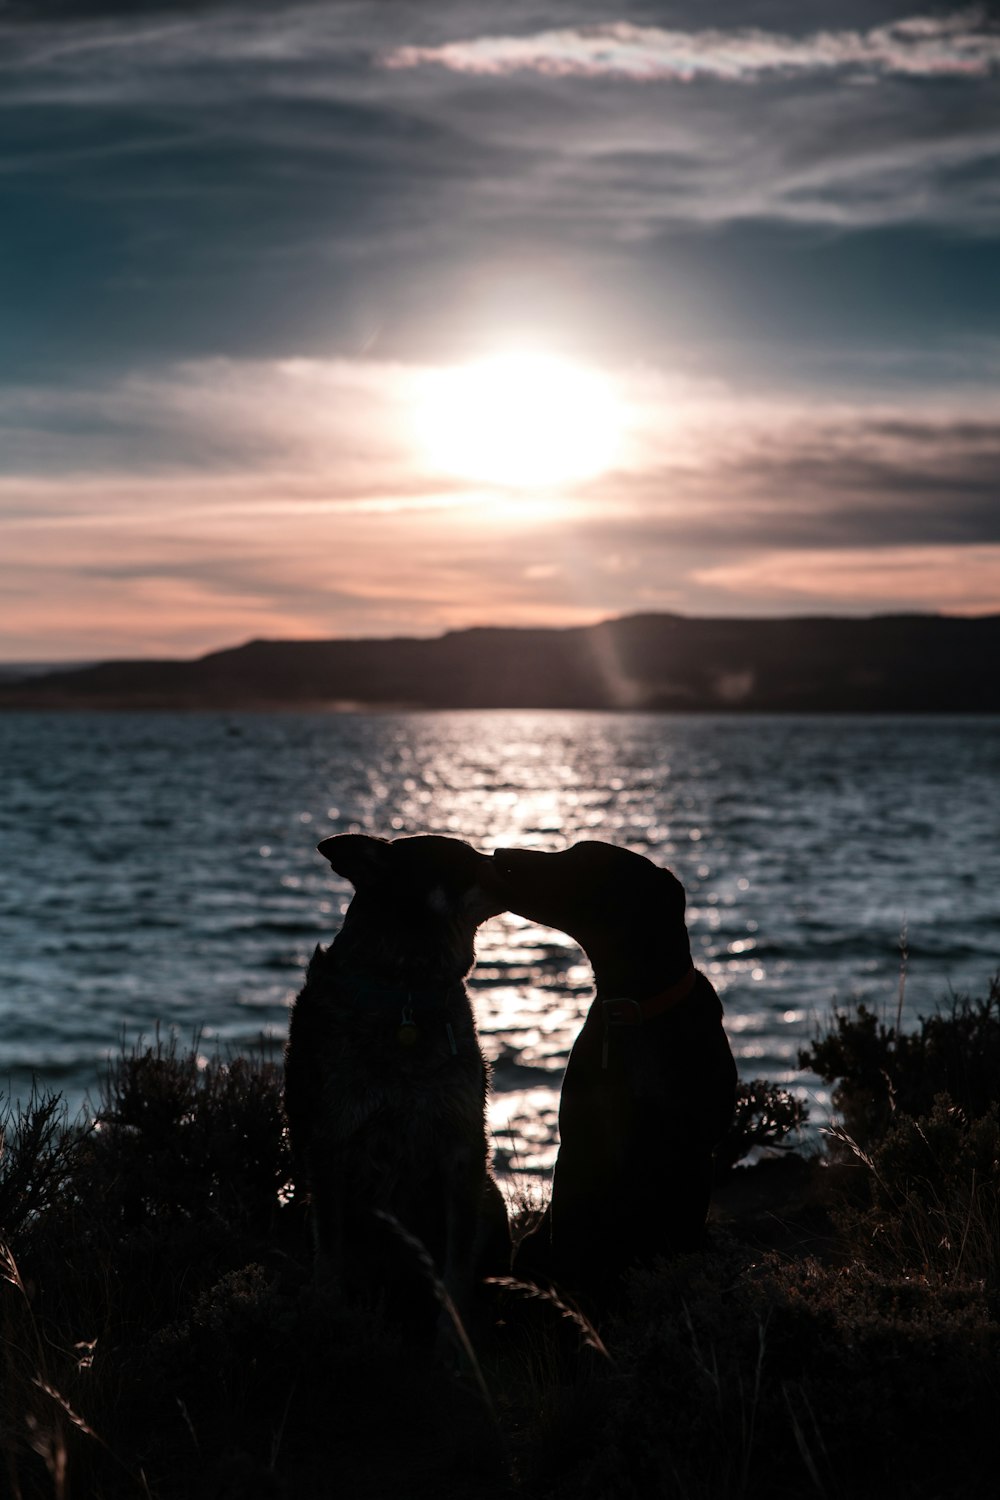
693,545,1000,615
2,357,998,659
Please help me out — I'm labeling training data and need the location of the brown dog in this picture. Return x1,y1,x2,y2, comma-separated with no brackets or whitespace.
492,841,737,1301
284,833,510,1336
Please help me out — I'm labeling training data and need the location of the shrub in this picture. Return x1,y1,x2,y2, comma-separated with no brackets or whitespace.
0,1040,304,1500
830,1094,1000,1286
0,1087,79,1241
4,990,1000,1499
519,1242,1000,1500
800,975,1000,1148
715,1079,809,1176
89,1034,294,1232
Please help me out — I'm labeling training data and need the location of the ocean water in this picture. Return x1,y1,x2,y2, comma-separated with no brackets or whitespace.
2,710,998,1175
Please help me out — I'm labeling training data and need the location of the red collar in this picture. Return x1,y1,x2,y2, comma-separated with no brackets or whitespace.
601,966,697,1026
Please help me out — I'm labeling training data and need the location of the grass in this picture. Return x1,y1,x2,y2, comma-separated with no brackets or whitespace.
2,980,999,1498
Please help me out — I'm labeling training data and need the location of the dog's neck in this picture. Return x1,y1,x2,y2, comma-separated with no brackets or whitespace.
580,932,694,1002
325,967,456,1007
322,930,474,992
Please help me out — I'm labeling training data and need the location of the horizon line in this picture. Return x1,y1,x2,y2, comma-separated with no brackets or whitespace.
5,605,1000,673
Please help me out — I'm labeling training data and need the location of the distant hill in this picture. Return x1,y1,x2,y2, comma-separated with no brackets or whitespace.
0,662,94,683
1,613,998,712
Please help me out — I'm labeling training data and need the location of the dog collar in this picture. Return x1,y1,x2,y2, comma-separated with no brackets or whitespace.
601,966,698,1026
329,971,464,1054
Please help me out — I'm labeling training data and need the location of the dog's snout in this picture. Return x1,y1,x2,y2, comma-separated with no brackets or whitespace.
491,847,530,883
492,847,548,873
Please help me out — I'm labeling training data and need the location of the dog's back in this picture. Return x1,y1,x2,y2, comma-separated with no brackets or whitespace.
284,834,509,1327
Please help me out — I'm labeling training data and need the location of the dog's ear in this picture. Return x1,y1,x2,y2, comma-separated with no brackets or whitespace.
317,834,392,890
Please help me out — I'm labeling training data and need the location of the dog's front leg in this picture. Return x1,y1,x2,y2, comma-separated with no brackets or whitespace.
308,1151,355,1303
439,1155,483,1350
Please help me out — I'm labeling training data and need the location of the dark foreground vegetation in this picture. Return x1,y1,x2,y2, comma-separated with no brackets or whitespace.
3,980,999,1499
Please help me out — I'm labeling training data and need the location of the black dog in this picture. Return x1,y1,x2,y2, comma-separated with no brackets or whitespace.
284,833,510,1335
492,840,737,1301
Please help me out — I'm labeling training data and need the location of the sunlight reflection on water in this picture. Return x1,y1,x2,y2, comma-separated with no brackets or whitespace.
2,710,998,1178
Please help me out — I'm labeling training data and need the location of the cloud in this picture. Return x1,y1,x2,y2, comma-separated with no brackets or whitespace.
1,4,998,398
691,544,1000,614
1,353,997,657
0,472,599,660
0,357,445,482
384,11,1000,84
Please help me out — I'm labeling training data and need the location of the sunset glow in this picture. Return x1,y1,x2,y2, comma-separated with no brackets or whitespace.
1,3,997,659
415,354,622,489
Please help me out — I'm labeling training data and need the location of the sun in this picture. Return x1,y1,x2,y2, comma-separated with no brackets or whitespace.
415,352,622,489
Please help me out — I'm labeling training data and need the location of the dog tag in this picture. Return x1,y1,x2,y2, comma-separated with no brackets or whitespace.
397,1005,419,1047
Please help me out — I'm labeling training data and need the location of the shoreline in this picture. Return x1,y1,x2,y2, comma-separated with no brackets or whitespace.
4,697,1000,715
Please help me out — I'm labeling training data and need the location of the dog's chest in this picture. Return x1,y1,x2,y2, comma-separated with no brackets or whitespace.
301,983,485,1138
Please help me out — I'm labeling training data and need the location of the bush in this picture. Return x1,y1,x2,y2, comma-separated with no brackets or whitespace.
517,1242,1000,1500
1,1040,304,1500
799,975,1000,1148
831,1095,1000,1287
3,987,1000,1499
88,1034,295,1232
715,1079,809,1176
801,978,1000,1290
0,1087,79,1241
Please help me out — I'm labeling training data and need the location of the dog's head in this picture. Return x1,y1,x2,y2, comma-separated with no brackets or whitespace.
491,840,690,971
318,833,505,978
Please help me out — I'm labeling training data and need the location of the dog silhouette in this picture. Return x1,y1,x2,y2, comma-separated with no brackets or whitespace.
493,840,737,1301
285,833,510,1336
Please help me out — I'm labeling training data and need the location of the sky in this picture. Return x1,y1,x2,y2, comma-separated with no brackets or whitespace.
1,1,999,661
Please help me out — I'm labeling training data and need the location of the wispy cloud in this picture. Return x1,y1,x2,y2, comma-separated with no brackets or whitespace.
385,11,1000,84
